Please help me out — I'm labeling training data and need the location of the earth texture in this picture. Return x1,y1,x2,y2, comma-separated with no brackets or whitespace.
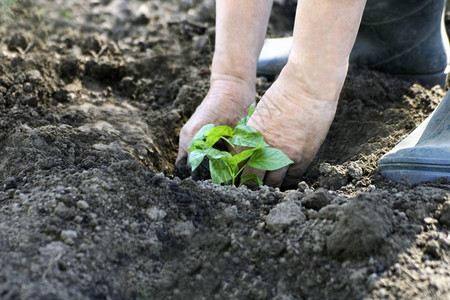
0,0,449,299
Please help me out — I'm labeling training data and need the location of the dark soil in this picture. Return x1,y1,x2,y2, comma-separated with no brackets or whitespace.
0,0,449,299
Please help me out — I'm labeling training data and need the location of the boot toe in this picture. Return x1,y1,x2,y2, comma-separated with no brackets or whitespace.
378,146,450,184
378,91,450,184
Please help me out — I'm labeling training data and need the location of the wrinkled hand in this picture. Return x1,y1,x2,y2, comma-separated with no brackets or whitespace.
176,75,255,166
243,64,340,188
177,64,343,189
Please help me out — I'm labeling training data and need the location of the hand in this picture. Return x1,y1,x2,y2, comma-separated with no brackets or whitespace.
176,74,255,166
243,62,341,188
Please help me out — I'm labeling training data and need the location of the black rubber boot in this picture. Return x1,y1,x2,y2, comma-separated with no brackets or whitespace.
350,0,449,88
378,90,450,184
257,0,450,88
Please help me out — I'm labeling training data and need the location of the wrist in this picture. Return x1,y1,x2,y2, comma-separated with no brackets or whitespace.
282,58,348,103
211,50,258,86
209,72,256,106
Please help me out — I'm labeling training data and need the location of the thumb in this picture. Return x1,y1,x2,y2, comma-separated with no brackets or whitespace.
176,145,190,166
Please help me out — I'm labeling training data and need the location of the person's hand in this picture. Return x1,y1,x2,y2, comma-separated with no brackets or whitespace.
176,74,255,166
243,62,342,188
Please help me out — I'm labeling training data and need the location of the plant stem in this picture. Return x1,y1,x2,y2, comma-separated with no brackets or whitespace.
236,162,248,178
234,162,250,186
225,163,235,185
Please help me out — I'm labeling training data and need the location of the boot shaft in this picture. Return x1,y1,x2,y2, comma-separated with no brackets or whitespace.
351,0,449,86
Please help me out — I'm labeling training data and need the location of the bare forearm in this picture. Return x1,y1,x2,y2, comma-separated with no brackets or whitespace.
212,0,273,85
287,0,367,99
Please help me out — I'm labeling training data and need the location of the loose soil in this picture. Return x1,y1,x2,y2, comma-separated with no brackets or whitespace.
0,0,449,299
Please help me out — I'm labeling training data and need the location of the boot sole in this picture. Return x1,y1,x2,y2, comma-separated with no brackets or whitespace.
378,162,450,185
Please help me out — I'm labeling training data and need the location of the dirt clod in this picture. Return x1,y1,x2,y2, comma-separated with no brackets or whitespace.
319,162,349,190
301,188,332,210
266,200,306,231
326,193,394,259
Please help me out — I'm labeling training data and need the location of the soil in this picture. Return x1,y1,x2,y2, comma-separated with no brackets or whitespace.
0,0,449,299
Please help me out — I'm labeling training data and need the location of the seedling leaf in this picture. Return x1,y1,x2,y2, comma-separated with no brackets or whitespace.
239,174,263,187
190,149,206,171
248,147,293,171
204,125,234,148
237,103,255,126
189,123,215,151
188,103,293,187
209,159,232,185
229,125,269,148
229,146,260,166
204,147,232,161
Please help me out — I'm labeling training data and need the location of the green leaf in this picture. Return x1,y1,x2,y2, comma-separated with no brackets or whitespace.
248,103,255,117
189,149,206,171
189,124,215,151
209,159,233,185
229,146,260,167
229,125,269,148
234,124,259,134
204,125,234,147
237,103,256,126
239,174,263,187
189,139,206,151
187,103,294,188
204,147,232,161
248,147,293,171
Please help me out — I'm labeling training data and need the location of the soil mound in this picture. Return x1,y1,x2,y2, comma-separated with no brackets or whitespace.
0,0,449,299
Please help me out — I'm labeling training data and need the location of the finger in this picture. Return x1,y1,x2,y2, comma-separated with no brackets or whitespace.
263,166,289,188
241,165,266,189
176,126,192,165
176,136,191,167
174,156,191,179
176,146,188,165
282,162,308,188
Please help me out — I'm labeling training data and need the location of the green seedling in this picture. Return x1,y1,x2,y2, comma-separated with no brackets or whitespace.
189,104,293,187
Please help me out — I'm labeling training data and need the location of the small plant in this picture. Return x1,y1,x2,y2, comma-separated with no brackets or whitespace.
189,104,293,187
